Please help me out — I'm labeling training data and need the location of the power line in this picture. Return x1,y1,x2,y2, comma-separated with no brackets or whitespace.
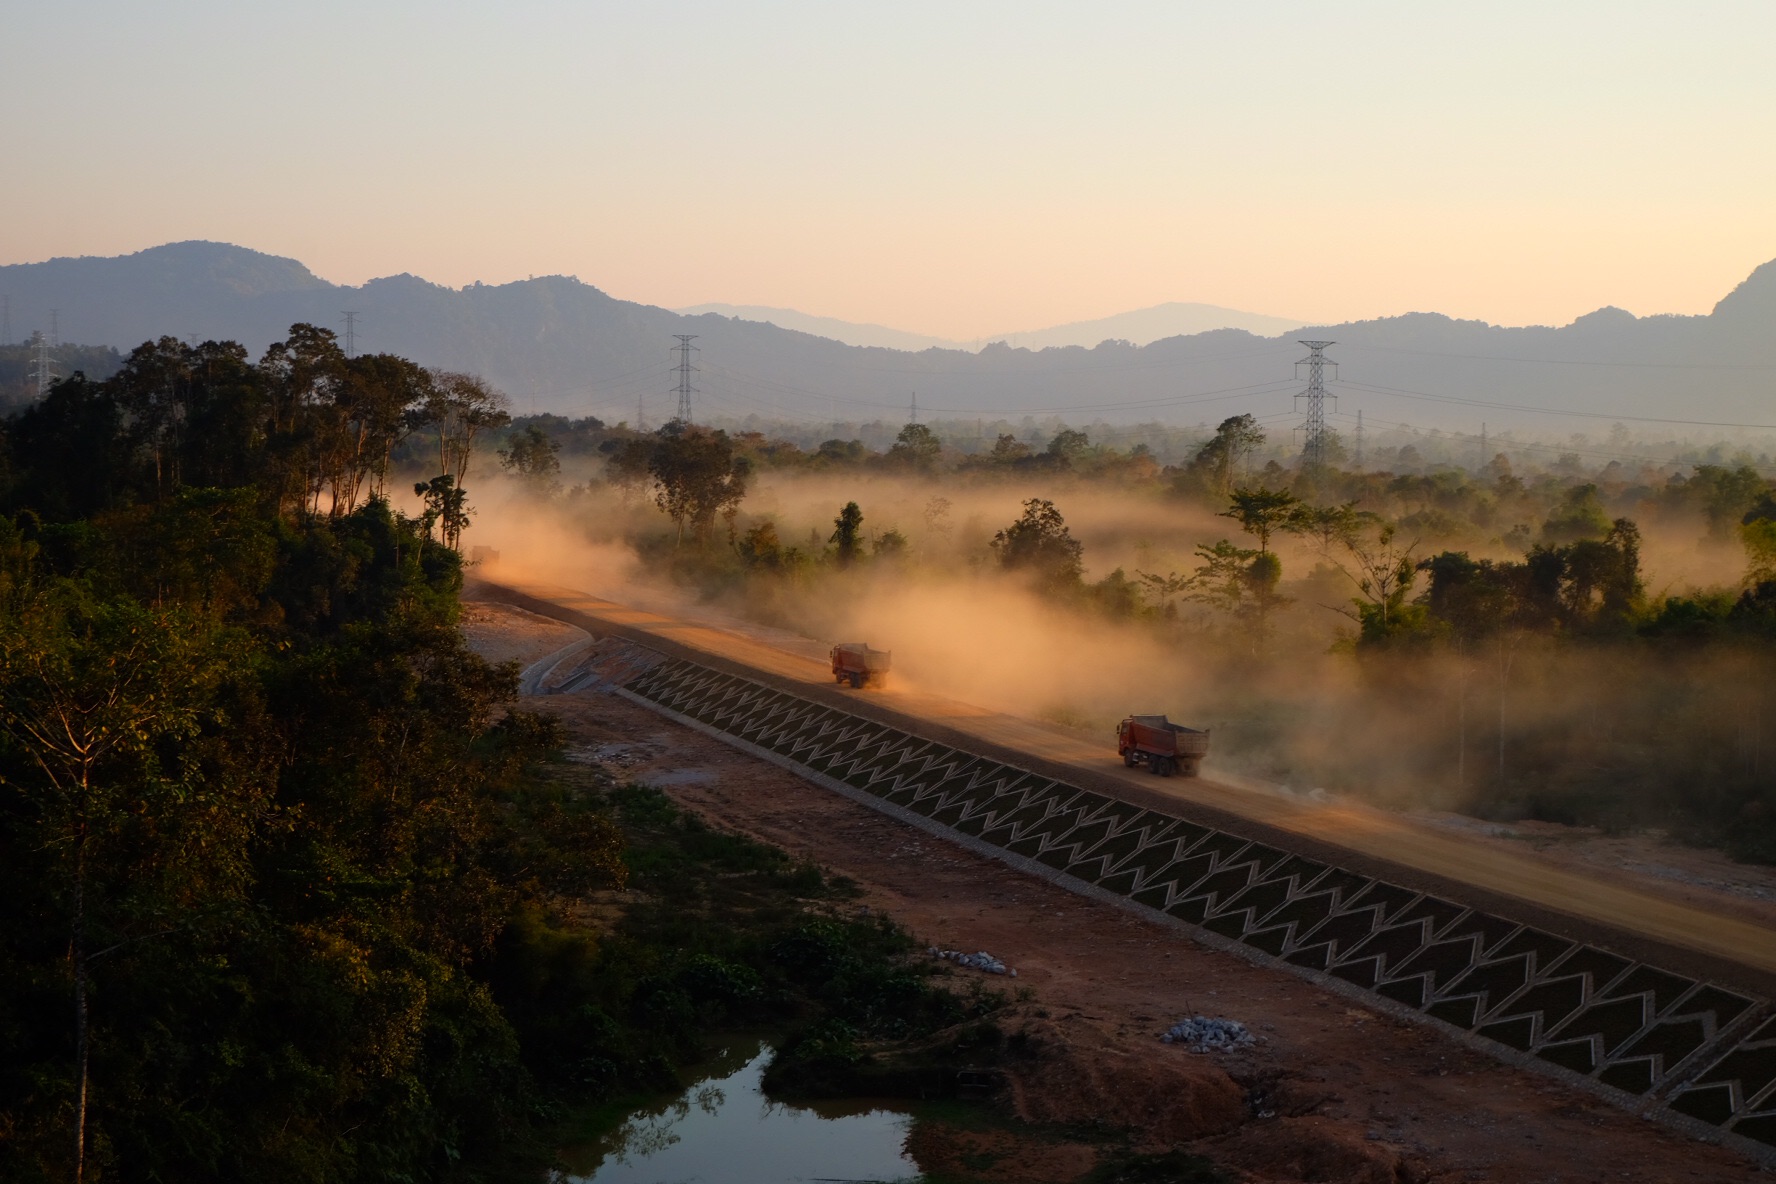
1342,341,1776,372
1331,379,1776,431
1326,409,1678,467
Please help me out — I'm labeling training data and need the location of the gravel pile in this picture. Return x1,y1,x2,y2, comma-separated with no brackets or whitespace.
1160,1016,1255,1052
930,947,1017,976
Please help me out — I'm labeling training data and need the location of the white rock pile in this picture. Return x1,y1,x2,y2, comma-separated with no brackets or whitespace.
930,947,1017,977
1160,1016,1255,1052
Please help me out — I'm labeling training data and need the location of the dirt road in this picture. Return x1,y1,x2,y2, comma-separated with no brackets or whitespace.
462,600,1767,1183
477,578,1776,984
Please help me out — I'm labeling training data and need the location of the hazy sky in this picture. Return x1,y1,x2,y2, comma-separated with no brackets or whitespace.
4,2,1773,337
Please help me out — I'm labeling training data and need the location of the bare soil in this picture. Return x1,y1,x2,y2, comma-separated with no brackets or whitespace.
469,603,1766,1183
1413,812,1776,934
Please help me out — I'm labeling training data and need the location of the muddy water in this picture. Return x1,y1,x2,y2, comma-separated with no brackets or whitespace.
560,1040,917,1184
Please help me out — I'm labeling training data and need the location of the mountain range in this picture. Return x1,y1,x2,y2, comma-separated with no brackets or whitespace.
672,301,1304,351
2,241,1773,441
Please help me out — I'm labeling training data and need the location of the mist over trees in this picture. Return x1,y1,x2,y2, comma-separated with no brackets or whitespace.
514,403,1776,868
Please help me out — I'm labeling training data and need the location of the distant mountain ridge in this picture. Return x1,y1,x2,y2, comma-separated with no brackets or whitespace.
674,300,1304,351
673,304,963,352
1,241,1772,436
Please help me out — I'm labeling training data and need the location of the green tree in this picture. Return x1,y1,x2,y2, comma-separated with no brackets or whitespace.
603,435,656,504
1540,483,1611,545
1339,523,1423,646
886,422,941,471
649,422,750,545
1185,539,1260,616
1184,414,1264,495
987,433,1032,465
992,498,1083,593
1285,501,1363,558
414,370,512,489
830,502,865,567
259,323,351,518
499,423,563,494
1046,428,1090,467
872,529,909,560
0,588,246,1182
1222,486,1300,555
415,474,472,550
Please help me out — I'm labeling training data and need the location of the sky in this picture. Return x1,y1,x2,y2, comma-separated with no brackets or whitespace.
3,1,1773,338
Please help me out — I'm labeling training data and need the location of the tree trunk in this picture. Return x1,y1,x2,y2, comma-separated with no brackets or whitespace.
73,833,89,1184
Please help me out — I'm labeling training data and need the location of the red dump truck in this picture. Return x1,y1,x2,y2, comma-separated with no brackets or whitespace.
830,643,891,689
1117,715,1210,777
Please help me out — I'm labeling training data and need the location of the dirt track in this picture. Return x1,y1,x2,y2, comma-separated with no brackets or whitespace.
463,599,1767,1182
474,579,1776,984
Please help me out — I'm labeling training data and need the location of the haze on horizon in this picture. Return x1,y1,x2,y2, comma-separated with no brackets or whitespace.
3,1,1773,340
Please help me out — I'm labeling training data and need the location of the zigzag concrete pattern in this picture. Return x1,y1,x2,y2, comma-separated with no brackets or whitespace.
623,654,1776,1152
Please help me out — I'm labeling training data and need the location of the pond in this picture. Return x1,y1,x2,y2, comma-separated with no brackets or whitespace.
559,1039,919,1184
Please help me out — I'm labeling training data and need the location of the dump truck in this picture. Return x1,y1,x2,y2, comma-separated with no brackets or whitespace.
1117,715,1210,777
830,643,891,689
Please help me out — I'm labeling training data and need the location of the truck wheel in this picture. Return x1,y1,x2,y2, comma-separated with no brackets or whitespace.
1123,752,1137,768
1159,757,1176,777
1147,757,1161,775
848,672,863,688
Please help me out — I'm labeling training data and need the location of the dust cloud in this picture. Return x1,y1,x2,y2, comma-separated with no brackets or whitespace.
463,469,1776,837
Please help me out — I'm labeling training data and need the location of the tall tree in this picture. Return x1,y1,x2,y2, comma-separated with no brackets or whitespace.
648,422,749,545
0,588,243,1183
416,371,512,488
830,501,864,567
1185,414,1265,495
1222,486,1300,555
886,422,942,471
992,498,1083,593
499,423,563,494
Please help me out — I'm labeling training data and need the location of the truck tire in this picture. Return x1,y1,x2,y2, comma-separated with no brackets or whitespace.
1147,756,1161,775
1158,756,1176,777
1122,751,1137,768
848,672,863,689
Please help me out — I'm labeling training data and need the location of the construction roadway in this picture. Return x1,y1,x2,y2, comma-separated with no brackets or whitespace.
478,576,1775,995
474,576,1776,1160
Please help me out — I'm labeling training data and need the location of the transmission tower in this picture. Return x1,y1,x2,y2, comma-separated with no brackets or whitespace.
342,311,360,358
1294,340,1337,467
636,392,648,432
1354,409,1365,469
671,334,698,423
28,329,55,400
2,296,9,345
909,391,919,424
